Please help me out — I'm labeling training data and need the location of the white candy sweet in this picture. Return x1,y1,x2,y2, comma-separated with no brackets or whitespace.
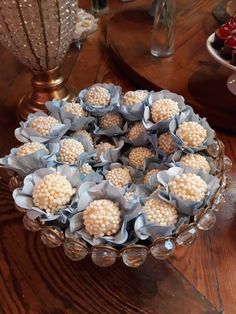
57,138,84,164
83,199,121,237
151,98,179,123
128,147,153,167
17,142,48,157
142,198,178,226
63,101,87,117
32,173,74,213
122,90,148,106
169,173,208,202
100,112,123,129
127,123,145,142
30,116,60,136
158,132,176,154
176,121,207,147
180,154,210,173
106,167,131,188
85,86,110,106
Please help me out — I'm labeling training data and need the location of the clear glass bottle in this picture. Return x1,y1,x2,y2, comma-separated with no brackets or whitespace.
91,0,109,16
150,0,176,57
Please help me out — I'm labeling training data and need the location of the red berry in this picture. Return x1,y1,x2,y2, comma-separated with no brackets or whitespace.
218,26,231,37
225,35,236,47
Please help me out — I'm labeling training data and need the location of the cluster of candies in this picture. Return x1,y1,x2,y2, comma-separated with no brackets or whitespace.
1,83,221,250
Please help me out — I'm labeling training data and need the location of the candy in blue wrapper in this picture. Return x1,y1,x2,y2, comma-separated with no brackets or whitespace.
15,112,70,144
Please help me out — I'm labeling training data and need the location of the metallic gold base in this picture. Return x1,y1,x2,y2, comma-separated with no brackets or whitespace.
17,66,75,121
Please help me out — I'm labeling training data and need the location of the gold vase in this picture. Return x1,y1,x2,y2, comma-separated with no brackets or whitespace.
0,0,78,120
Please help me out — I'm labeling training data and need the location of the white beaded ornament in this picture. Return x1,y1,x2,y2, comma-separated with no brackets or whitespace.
180,154,210,173
176,122,207,147
151,98,179,123
106,167,131,188
57,138,84,164
83,199,121,238
142,198,178,226
17,142,48,157
128,147,153,167
168,173,208,202
122,90,148,106
63,101,87,117
100,112,123,129
85,86,110,107
158,132,176,155
30,116,60,136
127,123,146,142
32,173,74,213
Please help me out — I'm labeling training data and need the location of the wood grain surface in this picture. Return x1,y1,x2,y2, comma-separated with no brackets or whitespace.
0,0,236,313
107,0,236,133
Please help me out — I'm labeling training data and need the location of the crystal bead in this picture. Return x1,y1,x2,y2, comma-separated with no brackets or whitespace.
121,246,148,268
91,246,117,267
41,226,64,248
9,175,23,191
197,211,216,230
224,175,232,191
211,193,225,212
23,214,42,232
63,238,88,261
224,156,232,173
176,225,197,246
150,238,175,260
207,142,220,158
15,203,27,213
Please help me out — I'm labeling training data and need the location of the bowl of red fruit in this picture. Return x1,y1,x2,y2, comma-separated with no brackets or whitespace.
207,17,236,95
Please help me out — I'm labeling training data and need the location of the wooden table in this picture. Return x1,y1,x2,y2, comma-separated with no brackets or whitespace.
0,0,236,313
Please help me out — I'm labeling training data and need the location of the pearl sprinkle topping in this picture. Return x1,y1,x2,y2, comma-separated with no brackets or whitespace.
180,154,210,173
85,86,111,107
106,168,131,188
127,123,146,142
128,147,153,167
30,116,60,136
142,198,178,226
100,112,123,129
32,173,74,213
63,101,87,117
57,138,84,164
176,122,207,147
83,199,121,238
17,142,48,157
151,98,179,123
123,90,148,106
95,142,115,161
158,132,176,154
169,173,208,202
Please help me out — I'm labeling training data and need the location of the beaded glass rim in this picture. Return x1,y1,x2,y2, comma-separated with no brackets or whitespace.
10,138,232,268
